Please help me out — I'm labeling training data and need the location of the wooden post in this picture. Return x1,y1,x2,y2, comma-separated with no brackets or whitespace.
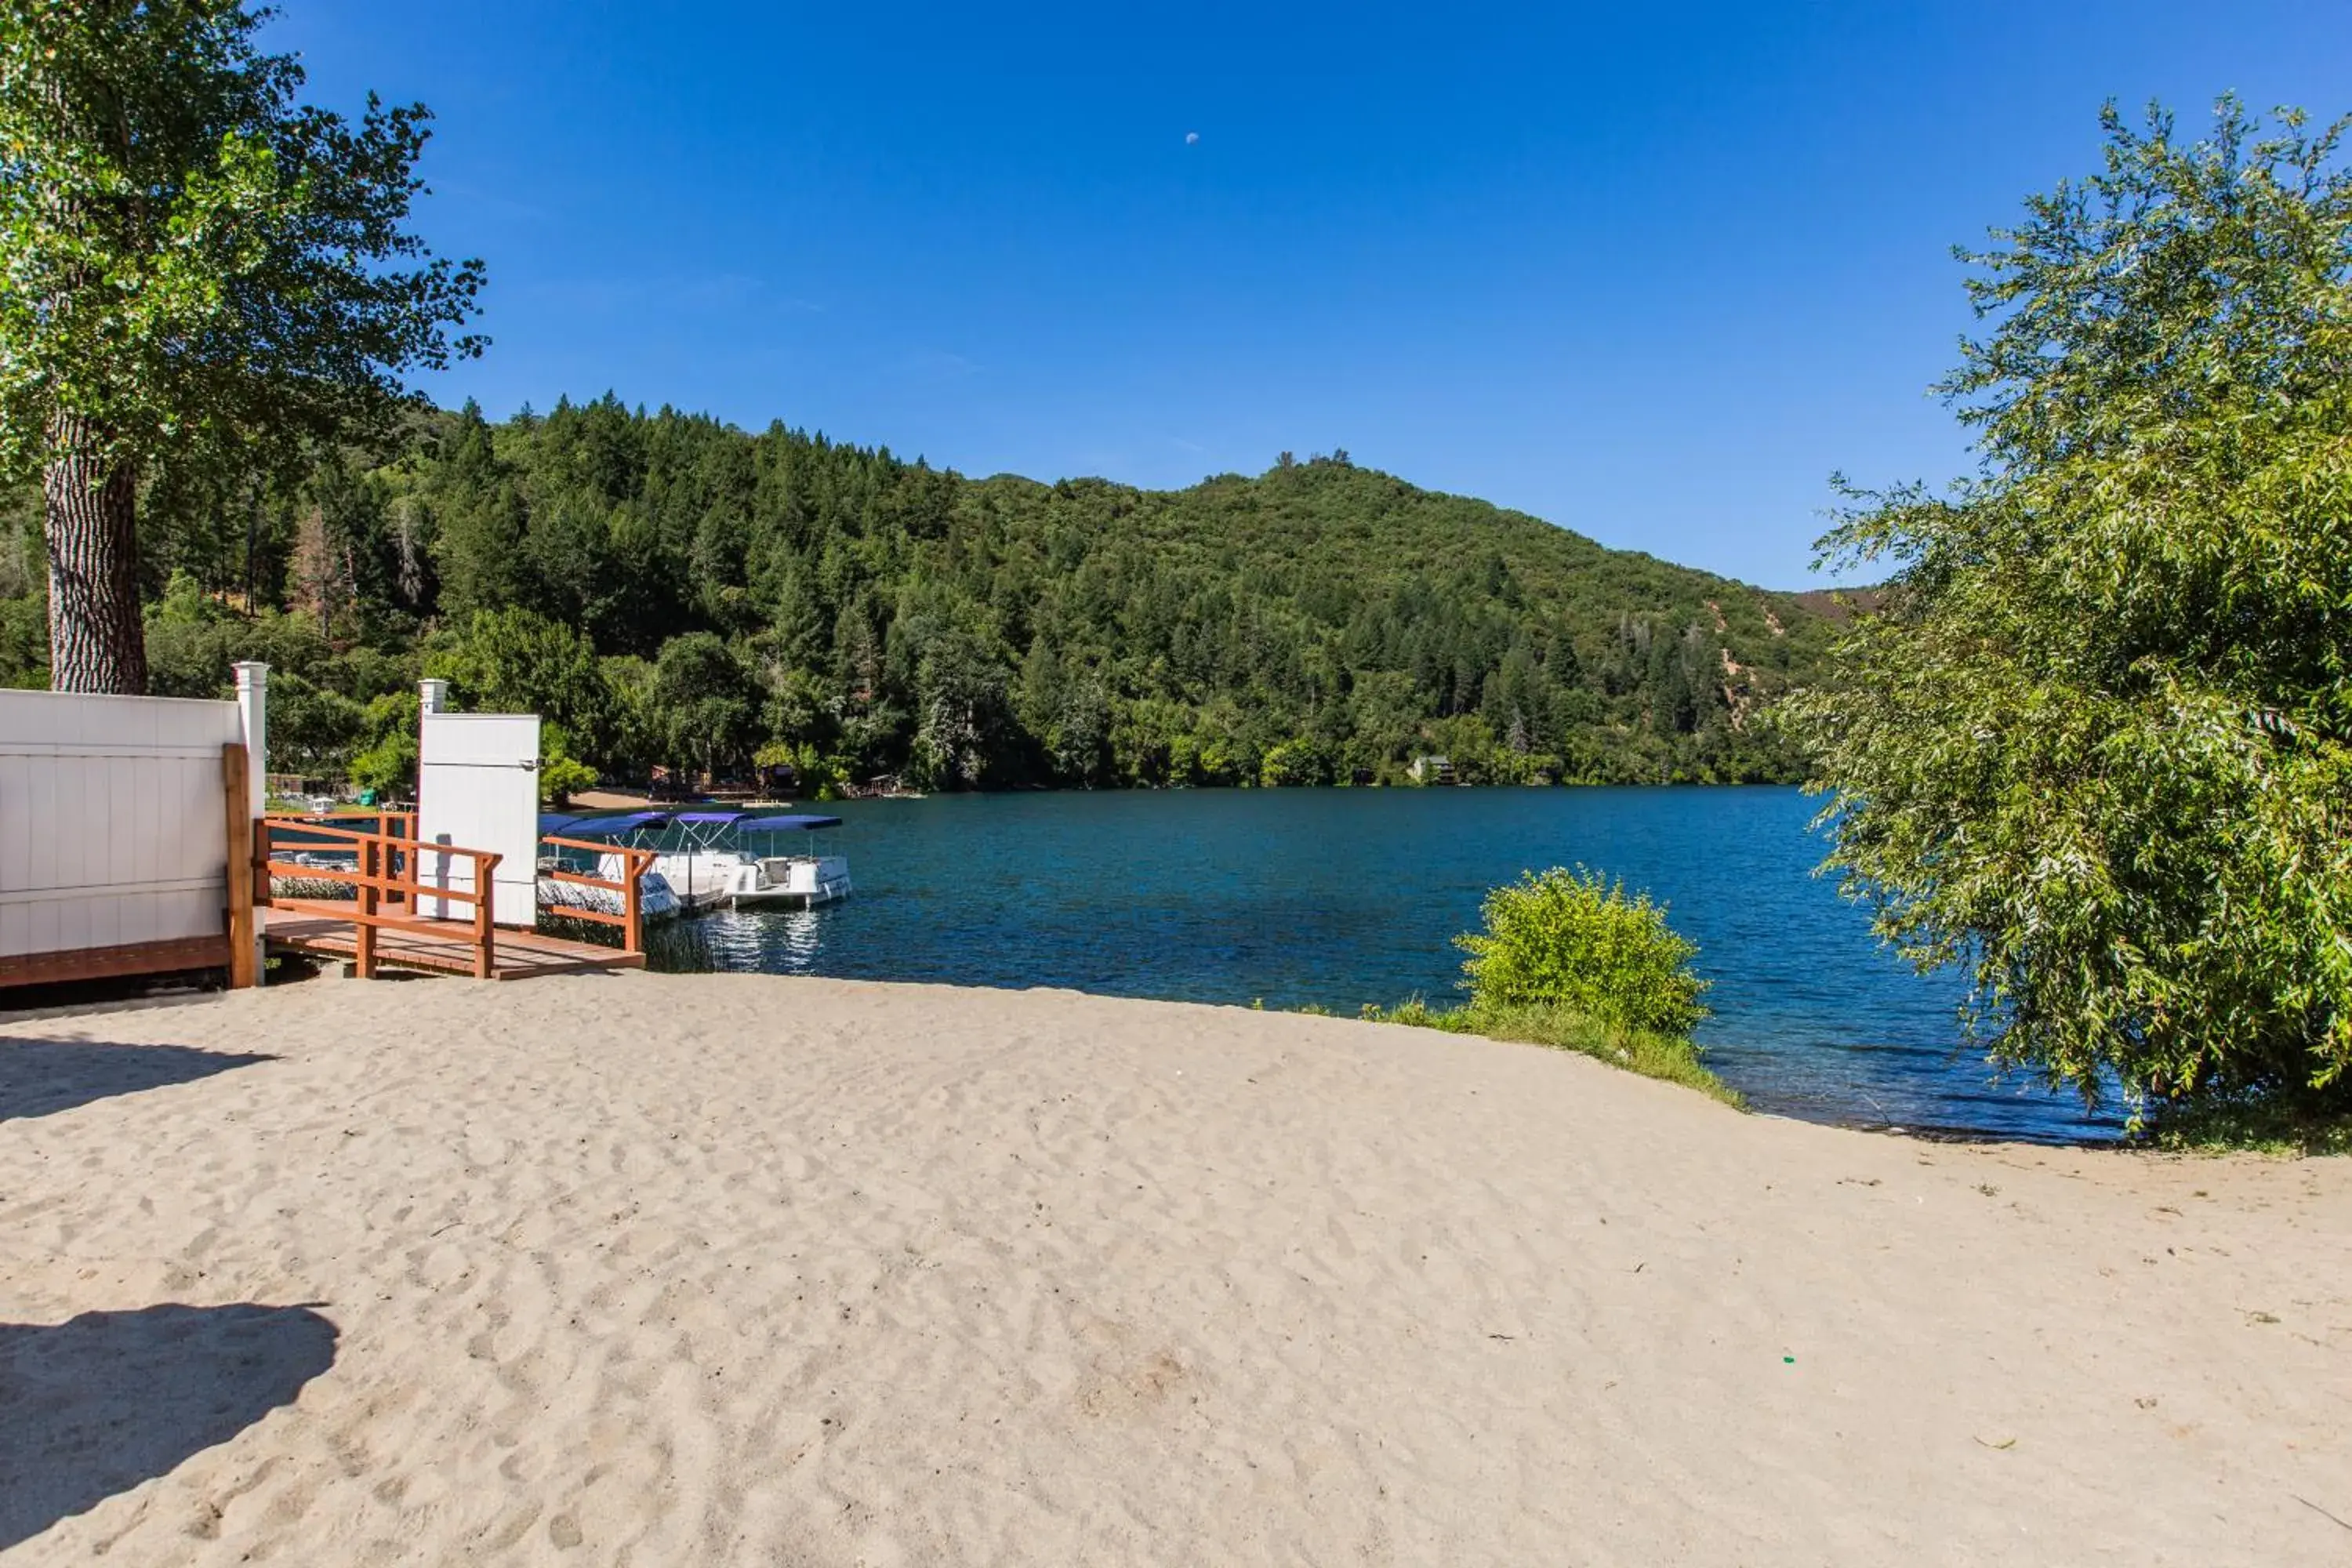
385,811,410,910
623,849,645,956
221,742,259,989
251,815,273,910
354,835,378,979
473,854,499,979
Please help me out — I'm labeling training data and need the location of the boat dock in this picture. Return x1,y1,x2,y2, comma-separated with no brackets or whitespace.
258,816,657,982
260,909,643,981
0,677,666,1001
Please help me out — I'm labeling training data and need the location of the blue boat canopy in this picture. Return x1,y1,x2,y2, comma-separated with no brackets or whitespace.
557,811,670,837
541,809,838,838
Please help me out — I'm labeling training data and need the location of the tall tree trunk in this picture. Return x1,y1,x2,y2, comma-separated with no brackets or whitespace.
244,480,260,615
43,412,147,694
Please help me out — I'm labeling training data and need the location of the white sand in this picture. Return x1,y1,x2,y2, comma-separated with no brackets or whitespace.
2,971,2347,1565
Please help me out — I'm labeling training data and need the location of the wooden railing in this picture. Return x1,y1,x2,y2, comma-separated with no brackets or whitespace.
264,809,418,907
539,836,658,956
256,818,502,979
255,818,657,979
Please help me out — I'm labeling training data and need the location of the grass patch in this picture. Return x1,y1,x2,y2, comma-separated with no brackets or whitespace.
1359,996,1745,1109
2140,1098,2352,1158
533,911,717,973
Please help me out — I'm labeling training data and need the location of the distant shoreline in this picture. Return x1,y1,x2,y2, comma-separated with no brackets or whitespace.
563,778,1813,810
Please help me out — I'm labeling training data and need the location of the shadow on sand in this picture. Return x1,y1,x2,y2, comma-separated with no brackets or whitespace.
0,1303,339,1549
0,1038,276,1122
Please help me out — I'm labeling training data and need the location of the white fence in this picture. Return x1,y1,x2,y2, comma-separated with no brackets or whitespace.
0,667,265,985
417,684,541,925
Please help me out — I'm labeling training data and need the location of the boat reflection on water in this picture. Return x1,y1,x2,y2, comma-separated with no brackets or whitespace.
697,906,827,971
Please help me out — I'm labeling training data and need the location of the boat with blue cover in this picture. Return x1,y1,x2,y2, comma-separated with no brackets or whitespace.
542,809,851,913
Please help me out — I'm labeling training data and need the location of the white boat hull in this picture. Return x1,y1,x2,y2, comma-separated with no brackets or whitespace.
547,866,680,920
729,854,852,909
624,849,851,912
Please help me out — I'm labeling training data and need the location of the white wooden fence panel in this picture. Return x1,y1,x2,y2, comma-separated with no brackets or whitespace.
0,689,245,960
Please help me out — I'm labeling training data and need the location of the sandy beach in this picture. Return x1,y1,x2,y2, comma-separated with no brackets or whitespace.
2,971,2347,1565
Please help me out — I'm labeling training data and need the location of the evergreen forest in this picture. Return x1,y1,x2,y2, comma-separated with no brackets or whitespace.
0,397,1838,795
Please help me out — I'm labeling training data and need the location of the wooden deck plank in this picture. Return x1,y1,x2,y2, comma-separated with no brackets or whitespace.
0,935,234,989
262,909,644,980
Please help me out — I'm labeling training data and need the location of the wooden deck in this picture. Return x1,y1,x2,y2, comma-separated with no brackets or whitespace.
262,909,644,981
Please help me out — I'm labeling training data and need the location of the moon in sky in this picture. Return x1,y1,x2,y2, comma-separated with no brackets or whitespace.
1185,132,1200,145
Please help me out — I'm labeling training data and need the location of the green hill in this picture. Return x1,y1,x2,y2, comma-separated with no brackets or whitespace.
1,395,1840,789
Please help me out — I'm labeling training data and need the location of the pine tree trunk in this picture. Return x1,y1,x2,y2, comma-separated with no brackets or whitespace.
43,412,147,694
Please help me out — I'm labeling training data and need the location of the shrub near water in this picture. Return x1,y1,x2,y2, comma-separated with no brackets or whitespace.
1455,868,1710,1036
1364,868,1735,1106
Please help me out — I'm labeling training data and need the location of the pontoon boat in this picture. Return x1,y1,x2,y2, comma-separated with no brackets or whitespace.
546,809,851,913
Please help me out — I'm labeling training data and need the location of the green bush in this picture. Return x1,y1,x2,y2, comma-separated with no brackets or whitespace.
537,724,599,806
1454,867,1709,1036
1359,996,1476,1033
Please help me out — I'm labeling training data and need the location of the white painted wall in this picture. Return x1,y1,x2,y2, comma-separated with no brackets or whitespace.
417,705,540,926
0,688,254,960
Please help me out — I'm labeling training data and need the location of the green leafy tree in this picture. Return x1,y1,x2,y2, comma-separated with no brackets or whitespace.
424,401,526,617
347,689,419,797
909,628,1011,790
1109,695,1189,785
434,607,615,760
648,631,757,781
1049,672,1111,784
1791,100,2352,1119
754,737,841,799
1258,735,1334,787
597,652,658,777
265,669,366,779
0,0,483,691
751,661,834,757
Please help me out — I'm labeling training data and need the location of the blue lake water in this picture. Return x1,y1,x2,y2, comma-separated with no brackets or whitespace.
684,787,2120,1144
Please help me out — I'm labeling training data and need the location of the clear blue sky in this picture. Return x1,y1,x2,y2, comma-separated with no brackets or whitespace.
274,1,2347,587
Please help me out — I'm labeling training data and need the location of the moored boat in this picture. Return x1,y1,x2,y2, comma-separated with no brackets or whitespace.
715,815,852,909
544,809,851,913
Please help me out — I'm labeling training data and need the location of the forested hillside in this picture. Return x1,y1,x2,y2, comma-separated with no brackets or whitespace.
0,396,1838,792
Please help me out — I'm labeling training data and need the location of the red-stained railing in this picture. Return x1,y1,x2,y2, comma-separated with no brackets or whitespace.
537,835,658,955
256,816,501,978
